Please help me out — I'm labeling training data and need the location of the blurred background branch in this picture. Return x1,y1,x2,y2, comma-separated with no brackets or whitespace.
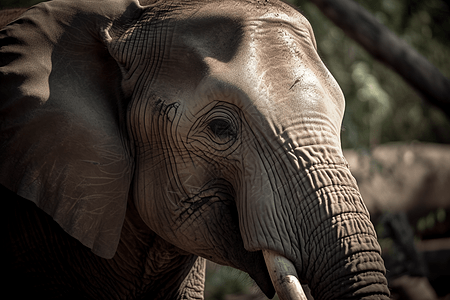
307,0,450,119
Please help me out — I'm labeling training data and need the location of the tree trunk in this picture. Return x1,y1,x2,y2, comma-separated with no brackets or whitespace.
307,0,450,119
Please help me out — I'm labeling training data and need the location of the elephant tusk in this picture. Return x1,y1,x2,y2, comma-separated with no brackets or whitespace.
262,250,308,300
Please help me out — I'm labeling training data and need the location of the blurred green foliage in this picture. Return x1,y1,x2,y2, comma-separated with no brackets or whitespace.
205,264,253,299
416,208,447,233
205,262,280,300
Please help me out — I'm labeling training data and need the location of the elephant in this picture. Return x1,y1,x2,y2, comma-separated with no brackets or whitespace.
0,0,390,299
0,8,27,29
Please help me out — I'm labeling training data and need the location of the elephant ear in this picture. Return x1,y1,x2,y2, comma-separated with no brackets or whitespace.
0,0,143,258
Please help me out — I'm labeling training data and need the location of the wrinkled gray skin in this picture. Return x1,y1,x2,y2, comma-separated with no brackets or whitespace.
0,0,390,299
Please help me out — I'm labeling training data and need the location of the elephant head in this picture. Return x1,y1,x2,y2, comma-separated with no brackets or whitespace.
0,0,390,299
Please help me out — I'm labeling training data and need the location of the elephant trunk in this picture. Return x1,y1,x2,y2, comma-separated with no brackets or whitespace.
241,145,390,299
300,164,389,299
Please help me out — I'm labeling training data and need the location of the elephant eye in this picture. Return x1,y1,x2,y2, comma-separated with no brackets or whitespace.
208,119,236,141
188,102,241,154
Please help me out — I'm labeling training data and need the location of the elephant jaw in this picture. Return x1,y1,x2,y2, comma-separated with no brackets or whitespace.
263,250,308,300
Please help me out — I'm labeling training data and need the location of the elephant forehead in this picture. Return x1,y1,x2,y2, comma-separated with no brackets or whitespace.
164,2,329,104
167,2,336,102
173,0,313,61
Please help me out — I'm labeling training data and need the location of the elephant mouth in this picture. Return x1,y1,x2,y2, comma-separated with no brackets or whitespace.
177,180,306,298
244,251,276,298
